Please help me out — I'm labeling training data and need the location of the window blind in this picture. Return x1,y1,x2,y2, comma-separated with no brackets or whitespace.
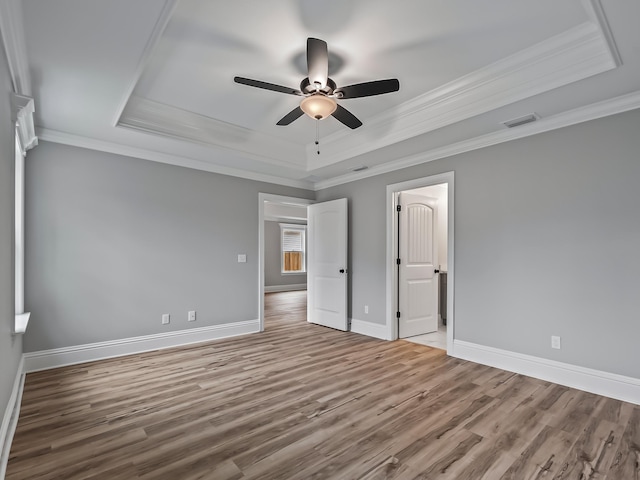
282,230,303,252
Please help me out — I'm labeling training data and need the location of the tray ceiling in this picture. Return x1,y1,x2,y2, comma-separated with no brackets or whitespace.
5,0,640,188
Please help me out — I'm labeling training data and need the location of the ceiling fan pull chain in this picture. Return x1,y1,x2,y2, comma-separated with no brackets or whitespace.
316,118,320,155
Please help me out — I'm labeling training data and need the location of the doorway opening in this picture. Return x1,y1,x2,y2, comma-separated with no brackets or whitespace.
258,194,313,331
259,194,349,333
398,184,448,349
386,172,454,353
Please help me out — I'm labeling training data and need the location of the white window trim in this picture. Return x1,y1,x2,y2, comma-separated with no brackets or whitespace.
14,131,29,333
280,223,306,274
12,94,36,335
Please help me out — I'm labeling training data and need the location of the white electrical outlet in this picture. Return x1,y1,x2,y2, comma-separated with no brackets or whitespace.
364,305,369,314
188,310,196,322
551,335,561,349
237,254,247,263
162,314,170,325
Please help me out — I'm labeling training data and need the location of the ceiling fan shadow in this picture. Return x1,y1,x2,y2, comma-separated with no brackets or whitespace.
296,0,356,34
163,17,261,54
291,50,345,78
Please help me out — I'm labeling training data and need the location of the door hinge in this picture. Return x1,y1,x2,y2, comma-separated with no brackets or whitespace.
396,311,401,318
396,258,401,265
396,205,401,212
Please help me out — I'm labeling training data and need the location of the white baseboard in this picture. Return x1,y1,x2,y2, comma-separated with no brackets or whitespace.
452,340,640,405
1,356,25,479
350,318,389,340
264,284,307,293
23,320,260,373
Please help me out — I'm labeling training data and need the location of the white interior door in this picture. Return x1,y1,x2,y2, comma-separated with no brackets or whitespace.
307,198,348,331
399,193,439,338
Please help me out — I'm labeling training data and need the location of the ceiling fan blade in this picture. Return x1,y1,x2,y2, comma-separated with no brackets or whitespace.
307,38,328,89
332,104,362,129
234,76,302,96
276,107,304,126
335,79,400,99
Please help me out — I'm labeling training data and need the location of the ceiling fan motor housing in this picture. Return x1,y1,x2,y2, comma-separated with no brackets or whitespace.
300,77,337,95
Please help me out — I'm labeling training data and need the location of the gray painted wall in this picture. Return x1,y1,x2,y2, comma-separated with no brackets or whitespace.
264,220,307,288
24,142,313,352
18,106,640,381
0,48,23,423
317,109,640,379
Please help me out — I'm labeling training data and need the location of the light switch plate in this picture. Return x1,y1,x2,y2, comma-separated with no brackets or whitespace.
238,254,247,263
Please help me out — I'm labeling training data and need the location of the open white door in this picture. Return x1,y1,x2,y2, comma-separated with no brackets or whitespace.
398,193,439,338
307,198,348,331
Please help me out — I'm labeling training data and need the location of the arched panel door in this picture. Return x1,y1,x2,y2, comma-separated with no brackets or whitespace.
399,193,438,338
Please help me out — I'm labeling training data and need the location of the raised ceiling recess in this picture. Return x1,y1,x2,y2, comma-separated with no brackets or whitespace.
8,0,640,188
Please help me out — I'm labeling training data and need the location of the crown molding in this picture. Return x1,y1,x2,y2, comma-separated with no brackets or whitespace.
37,128,314,190
0,0,31,95
113,0,307,171
111,0,178,127
36,89,640,193
313,90,640,190
308,20,619,169
119,96,306,170
12,93,37,152
583,0,622,67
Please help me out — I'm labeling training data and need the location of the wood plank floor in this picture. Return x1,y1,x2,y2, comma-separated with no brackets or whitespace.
7,291,640,479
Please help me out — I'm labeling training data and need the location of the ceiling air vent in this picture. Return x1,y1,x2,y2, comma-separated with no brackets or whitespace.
502,113,539,129
352,166,369,172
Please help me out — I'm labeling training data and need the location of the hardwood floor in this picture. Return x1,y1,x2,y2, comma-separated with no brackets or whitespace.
7,291,640,479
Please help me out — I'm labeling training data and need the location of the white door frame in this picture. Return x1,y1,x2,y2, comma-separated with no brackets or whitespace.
386,172,455,353
258,193,314,332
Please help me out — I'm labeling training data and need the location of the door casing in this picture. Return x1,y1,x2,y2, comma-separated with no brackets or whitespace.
258,193,314,332
386,172,455,352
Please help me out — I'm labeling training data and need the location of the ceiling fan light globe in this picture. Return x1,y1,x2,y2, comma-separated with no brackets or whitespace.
300,95,337,120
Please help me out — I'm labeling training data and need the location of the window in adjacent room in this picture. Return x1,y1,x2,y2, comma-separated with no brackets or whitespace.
280,224,306,274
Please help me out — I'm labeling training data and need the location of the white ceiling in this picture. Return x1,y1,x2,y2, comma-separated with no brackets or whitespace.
5,0,640,189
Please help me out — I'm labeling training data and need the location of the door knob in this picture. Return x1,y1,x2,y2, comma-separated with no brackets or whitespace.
339,269,345,273
434,269,440,274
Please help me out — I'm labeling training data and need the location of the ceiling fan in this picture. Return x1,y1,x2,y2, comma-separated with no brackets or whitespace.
234,38,400,130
